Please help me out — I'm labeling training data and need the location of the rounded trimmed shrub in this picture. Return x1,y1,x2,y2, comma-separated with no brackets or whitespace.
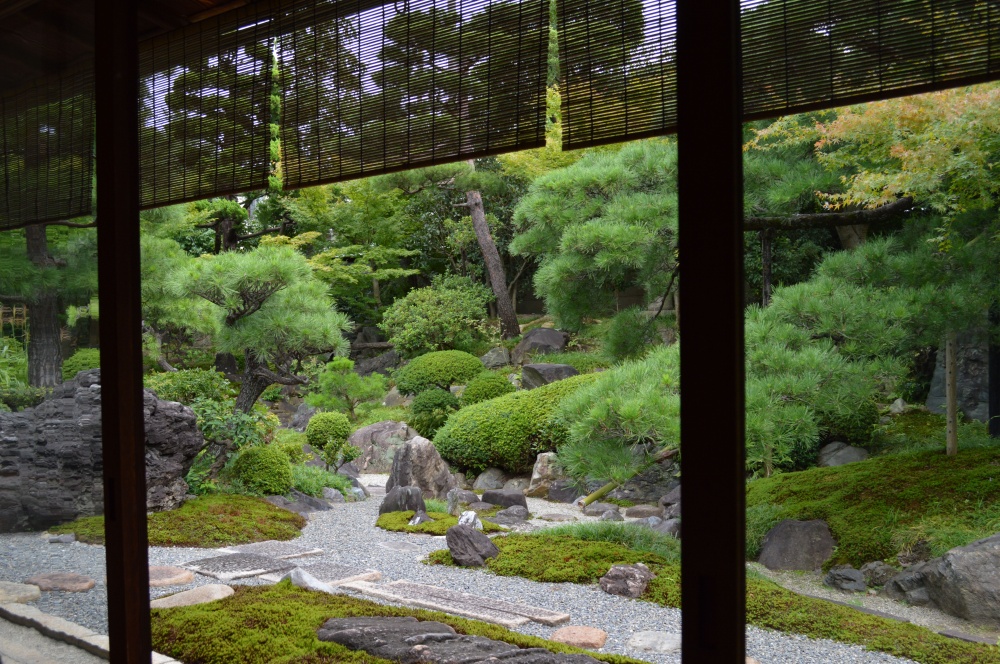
409,388,460,439
460,371,516,406
394,350,484,395
305,412,352,451
433,373,598,474
230,445,293,495
62,348,101,380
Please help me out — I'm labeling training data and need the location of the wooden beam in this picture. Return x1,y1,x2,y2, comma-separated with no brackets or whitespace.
744,196,914,231
95,0,152,661
677,1,746,662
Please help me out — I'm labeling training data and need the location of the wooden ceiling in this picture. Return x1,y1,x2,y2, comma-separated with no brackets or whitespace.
0,0,249,93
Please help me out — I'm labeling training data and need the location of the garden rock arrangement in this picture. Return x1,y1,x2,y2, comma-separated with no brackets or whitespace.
385,436,457,499
0,370,203,532
349,421,419,473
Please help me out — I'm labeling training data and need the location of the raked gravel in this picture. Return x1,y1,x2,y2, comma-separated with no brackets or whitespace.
0,474,918,664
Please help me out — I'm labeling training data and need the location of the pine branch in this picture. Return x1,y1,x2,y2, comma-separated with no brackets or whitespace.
744,196,913,231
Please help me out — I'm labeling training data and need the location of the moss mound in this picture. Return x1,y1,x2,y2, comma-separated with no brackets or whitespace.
50,495,305,547
460,371,516,406
394,350,484,395
745,446,1000,566
433,373,598,474
151,582,645,664
376,510,505,535
424,533,1000,664
231,445,294,495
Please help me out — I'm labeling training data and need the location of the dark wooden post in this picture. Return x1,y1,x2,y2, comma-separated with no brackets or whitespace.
760,229,772,307
677,1,746,662
95,0,152,660
990,304,1000,438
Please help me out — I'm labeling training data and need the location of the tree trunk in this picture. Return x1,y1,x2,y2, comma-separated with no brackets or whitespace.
24,225,63,387
466,190,520,339
835,224,869,250
760,229,773,306
945,330,959,456
234,352,273,413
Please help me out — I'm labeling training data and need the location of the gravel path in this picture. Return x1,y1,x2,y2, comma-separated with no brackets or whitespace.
0,478,920,664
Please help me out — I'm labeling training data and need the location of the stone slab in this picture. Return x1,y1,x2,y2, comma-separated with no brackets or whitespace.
339,581,530,628
217,540,323,559
387,581,570,626
22,573,95,592
0,581,41,604
535,513,577,522
550,626,607,649
378,541,423,553
148,566,195,587
150,584,235,609
625,631,682,653
182,553,295,581
938,629,1000,645
259,561,382,585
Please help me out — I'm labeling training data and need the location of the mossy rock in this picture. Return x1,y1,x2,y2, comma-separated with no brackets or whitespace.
376,510,505,535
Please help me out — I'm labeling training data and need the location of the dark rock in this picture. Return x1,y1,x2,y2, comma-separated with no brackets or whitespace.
473,467,508,491
382,386,414,408
547,479,584,503
502,477,530,492
817,442,870,467
897,540,932,567
599,510,624,522
599,563,656,598
317,616,601,664
289,489,333,512
582,502,619,517
824,566,867,592
625,505,664,519
521,364,579,390
512,328,568,364
662,501,680,519
349,421,419,473
264,495,311,517
445,488,480,515
323,488,346,504
481,489,528,510
379,486,427,515
386,436,457,500
655,518,681,538
922,534,1000,624
658,486,681,507
408,510,434,526
0,370,204,533
446,525,499,566
495,505,529,520
860,561,898,587
467,501,496,511
607,460,679,504
926,333,989,421
881,562,935,607
337,462,361,480
758,520,836,571
354,326,387,345
480,347,512,369
354,349,401,378
289,403,317,432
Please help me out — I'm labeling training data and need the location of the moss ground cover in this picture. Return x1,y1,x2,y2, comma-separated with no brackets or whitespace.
151,582,647,664
49,495,305,547
425,531,1000,664
745,446,1000,565
376,510,505,535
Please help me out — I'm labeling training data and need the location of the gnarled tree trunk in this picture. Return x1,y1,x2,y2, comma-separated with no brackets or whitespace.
466,190,520,339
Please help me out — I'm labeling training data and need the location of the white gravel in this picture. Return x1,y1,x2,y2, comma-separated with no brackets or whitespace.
0,477,921,664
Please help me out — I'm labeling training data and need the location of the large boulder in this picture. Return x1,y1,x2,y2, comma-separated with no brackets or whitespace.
385,436,457,499
0,370,204,532
817,442,869,467
525,452,563,498
446,525,499,566
378,486,426,515
349,421,419,473
288,403,317,432
354,349,401,378
757,520,836,571
473,467,508,491
883,534,1000,624
481,489,528,509
521,364,580,390
480,347,512,369
512,328,568,364
823,566,866,592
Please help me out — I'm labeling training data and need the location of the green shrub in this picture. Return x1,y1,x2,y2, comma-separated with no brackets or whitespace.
290,463,351,498
409,388,460,438
191,397,277,450
461,371,516,406
433,373,598,474
0,385,48,411
145,369,235,404
229,446,293,495
271,430,311,464
745,502,784,560
394,350,484,395
0,337,28,388
604,307,659,361
531,351,612,374
305,357,387,421
305,411,353,469
379,275,493,357
61,348,101,380
554,346,680,485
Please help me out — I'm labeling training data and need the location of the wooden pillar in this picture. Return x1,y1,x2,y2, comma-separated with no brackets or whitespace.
95,0,152,661
677,1,746,662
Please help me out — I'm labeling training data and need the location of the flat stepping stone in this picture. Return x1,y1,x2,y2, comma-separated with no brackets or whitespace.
259,561,381,585
23,572,95,592
148,566,195,587
378,541,423,553
218,540,323,559
387,581,570,626
550,626,607,649
150,584,234,609
536,513,577,522
626,631,682,653
0,580,41,603
340,580,529,628
182,553,295,581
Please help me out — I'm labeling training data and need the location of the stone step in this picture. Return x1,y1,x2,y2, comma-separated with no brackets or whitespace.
259,561,381,585
182,553,295,582
217,541,323,559
387,581,570,626
340,580,530,628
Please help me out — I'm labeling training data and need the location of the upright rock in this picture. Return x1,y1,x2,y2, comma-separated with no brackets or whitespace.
525,452,562,498
379,486,426,515
512,328,568,364
757,520,835,571
385,436,457,499
599,563,655,598
0,370,204,532
349,421,419,473
446,525,499,566
520,364,579,390
480,347,511,369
